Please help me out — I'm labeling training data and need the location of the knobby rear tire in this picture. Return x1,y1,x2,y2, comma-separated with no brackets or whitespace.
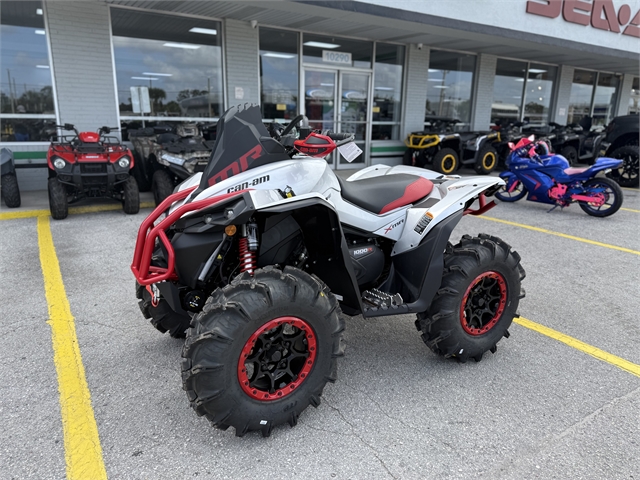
181,266,345,437
152,170,175,206
1,173,21,208
416,234,525,363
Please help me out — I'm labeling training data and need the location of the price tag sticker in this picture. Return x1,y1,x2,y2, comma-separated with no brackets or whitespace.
337,142,363,163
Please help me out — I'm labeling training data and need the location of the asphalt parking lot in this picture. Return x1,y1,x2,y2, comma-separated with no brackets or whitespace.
1,179,639,480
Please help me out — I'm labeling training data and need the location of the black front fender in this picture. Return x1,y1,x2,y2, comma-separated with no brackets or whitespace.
260,197,362,313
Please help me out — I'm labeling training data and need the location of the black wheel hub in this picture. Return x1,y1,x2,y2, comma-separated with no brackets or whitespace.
461,272,507,335
239,317,316,401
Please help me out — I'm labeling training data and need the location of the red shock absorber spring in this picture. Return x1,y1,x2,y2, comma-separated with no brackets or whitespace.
238,237,256,275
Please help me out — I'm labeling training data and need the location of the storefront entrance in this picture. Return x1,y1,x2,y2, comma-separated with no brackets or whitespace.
303,68,370,169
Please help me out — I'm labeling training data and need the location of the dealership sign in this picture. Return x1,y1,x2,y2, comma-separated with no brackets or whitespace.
525,0,640,37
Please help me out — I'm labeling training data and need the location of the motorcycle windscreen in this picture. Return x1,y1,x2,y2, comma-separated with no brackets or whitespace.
197,105,290,191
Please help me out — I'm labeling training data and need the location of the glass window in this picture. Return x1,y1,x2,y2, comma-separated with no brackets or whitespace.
592,73,619,126
567,70,596,125
426,50,476,130
372,43,404,140
303,33,372,69
111,9,223,122
523,64,557,125
259,28,298,121
0,1,56,142
630,77,639,115
491,59,527,126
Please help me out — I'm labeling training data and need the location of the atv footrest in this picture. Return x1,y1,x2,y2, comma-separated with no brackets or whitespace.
362,289,402,308
362,289,409,317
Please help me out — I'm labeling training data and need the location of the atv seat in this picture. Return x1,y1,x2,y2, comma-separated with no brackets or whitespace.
337,174,433,215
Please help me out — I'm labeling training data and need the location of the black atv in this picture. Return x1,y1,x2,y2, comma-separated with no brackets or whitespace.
129,123,216,205
403,117,500,175
1,148,21,208
602,114,639,187
526,117,606,166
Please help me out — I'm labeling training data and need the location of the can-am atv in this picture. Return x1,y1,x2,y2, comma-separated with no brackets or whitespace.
129,123,216,205
47,124,139,220
525,117,606,166
131,105,525,437
1,147,21,208
403,117,500,174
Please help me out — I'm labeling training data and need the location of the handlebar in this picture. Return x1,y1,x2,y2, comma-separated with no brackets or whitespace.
325,132,353,142
281,115,310,137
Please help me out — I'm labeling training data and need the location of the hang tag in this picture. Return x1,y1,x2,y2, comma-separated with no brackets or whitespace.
337,142,363,163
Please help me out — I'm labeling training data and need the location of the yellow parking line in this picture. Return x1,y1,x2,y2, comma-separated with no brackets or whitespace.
0,201,155,221
621,187,638,192
478,216,640,256
515,317,640,378
37,216,107,480
621,207,640,213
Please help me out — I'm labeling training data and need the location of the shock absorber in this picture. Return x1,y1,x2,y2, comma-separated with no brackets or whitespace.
239,222,258,275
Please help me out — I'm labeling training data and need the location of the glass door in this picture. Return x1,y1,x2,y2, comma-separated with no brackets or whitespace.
337,71,370,168
304,69,337,168
304,69,371,169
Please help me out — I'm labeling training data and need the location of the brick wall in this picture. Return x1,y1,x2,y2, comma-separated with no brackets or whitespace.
552,65,574,125
471,54,497,131
402,45,429,136
225,19,260,108
45,0,119,133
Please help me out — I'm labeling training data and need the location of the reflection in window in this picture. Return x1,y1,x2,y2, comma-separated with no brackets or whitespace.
593,73,619,125
372,43,404,140
523,64,557,125
259,28,298,121
0,1,56,142
303,33,372,69
630,77,639,115
111,9,223,122
568,70,596,125
491,59,527,126
426,50,476,130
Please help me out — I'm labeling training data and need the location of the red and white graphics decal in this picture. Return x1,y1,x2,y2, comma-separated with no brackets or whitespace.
526,0,640,37
208,144,264,186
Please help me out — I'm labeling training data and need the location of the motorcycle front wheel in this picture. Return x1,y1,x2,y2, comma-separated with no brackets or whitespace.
495,180,527,202
578,177,623,217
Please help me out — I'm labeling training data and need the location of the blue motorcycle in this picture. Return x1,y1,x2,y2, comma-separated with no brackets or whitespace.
495,136,623,217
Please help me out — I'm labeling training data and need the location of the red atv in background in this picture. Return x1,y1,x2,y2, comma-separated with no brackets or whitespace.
47,124,140,219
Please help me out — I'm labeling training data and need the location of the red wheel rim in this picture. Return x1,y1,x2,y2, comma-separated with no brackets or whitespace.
238,316,317,401
460,271,507,336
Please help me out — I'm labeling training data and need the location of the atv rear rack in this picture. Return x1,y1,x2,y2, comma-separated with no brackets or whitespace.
131,186,248,286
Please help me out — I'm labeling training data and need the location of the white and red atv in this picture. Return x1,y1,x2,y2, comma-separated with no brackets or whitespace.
131,105,525,437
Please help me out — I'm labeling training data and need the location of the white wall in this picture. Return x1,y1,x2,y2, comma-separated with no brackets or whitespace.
45,1,119,132
364,0,638,53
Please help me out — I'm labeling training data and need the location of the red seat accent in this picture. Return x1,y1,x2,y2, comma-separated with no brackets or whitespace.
379,177,434,214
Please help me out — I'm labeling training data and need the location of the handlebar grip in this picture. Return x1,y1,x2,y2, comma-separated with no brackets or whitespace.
326,132,353,142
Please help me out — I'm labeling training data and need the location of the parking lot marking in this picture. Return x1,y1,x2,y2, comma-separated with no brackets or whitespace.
478,216,640,256
621,207,640,213
0,201,155,221
37,216,107,480
515,317,640,378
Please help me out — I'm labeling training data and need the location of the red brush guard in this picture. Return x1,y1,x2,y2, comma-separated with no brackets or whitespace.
131,186,248,286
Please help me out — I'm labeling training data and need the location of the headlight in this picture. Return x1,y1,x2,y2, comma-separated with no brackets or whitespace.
118,155,130,168
53,157,66,169
161,152,186,166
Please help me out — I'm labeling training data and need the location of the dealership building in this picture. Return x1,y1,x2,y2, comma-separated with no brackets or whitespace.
1,0,638,189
